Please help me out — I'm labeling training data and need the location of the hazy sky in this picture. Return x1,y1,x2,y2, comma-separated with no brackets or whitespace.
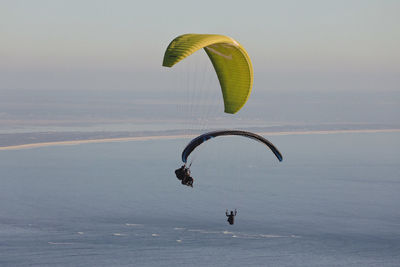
1,0,399,92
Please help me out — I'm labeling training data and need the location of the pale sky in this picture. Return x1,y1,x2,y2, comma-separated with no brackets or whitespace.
1,0,399,92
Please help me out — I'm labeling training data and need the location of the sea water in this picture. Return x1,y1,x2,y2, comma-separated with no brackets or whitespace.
0,132,399,266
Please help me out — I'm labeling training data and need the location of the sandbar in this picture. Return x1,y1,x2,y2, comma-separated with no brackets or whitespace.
0,128,399,151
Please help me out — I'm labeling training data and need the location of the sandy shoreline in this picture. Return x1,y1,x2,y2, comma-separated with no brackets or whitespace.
0,128,399,151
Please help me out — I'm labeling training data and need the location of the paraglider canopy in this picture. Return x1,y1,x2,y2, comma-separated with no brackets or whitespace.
181,130,283,164
162,34,253,114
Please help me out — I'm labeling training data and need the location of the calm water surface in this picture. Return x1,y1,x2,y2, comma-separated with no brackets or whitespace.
0,132,399,266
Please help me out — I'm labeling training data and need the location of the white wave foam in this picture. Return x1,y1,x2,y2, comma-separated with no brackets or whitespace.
176,239,182,243
151,233,159,237
185,229,221,234
112,233,126,236
174,227,185,230
259,234,285,238
77,232,84,235
199,230,220,234
125,223,143,227
48,242,73,245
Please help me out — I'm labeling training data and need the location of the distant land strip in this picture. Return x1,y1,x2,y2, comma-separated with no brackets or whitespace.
1,128,399,151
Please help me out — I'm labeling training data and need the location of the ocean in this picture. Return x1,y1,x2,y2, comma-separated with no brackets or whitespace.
0,132,399,266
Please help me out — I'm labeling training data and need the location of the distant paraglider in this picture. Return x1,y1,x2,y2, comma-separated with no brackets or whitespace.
226,209,237,225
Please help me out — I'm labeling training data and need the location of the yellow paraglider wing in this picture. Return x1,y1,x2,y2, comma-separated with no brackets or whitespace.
162,34,253,114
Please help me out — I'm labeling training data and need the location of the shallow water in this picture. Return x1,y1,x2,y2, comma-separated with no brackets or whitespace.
0,132,399,266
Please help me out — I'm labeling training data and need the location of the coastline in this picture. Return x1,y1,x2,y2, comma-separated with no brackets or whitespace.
1,128,399,151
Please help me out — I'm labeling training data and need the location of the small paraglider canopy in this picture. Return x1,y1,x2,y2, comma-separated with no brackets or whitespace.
162,34,253,114
181,130,283,164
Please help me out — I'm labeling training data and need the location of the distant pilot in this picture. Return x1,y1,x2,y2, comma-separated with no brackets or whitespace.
226,209,237,225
